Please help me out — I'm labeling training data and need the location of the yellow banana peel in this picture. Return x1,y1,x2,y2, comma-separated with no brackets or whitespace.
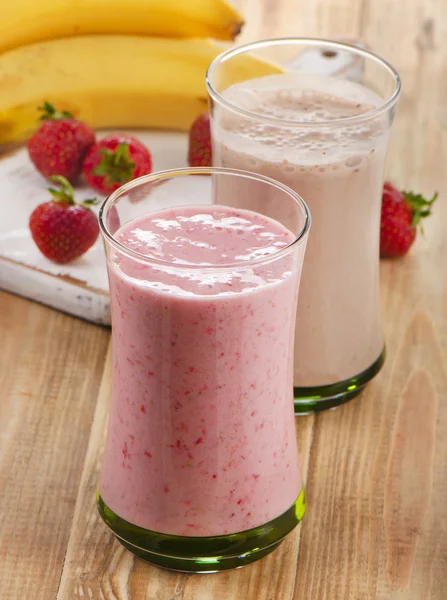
0,0,244,54
0,36,282,144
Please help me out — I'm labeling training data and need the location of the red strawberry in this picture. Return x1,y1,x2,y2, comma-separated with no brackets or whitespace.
82,135,152,195
380,181,438,258
29,175,99,264
27,102,95,183
188,114,212,167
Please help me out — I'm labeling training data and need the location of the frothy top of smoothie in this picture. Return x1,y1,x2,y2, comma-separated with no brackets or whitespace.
112,205,296,297
222,72,383,122
218,73,388,166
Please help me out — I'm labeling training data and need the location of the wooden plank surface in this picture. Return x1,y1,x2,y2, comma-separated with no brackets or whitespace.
0,293,110,600
1,0,446,598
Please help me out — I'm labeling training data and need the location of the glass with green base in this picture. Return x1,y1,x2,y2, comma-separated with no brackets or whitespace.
97,168,310,572
293,348,386,414
207,38,401,414
97,488,306,572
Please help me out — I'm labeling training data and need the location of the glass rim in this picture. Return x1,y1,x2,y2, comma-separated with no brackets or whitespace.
99,166,311,270
206,37,401,128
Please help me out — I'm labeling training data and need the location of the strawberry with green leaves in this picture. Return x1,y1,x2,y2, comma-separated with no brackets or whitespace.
29,175,99,264
27,102,95,183
380,181,438,258
82,135,152,195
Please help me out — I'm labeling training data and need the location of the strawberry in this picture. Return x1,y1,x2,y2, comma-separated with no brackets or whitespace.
82,135,152,195
380,181,438,258
29,175,99,264
188,114,212,167
27,102,95,183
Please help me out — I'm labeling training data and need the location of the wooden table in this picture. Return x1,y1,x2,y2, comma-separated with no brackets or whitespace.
1,1,446,598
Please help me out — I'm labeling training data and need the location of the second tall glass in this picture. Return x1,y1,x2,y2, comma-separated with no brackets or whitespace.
207,38,401,414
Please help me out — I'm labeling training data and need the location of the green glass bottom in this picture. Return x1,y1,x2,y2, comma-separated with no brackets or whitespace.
97,487,306,573
294,348,386,415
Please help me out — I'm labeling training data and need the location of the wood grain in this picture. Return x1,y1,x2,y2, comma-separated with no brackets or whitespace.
1,0,447,598
0,292,109,600
384,368,436,590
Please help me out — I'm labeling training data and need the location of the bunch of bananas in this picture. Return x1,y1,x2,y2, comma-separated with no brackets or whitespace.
0,0,277,144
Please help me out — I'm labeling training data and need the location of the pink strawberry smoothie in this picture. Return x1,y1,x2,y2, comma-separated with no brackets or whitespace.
100,205,303,537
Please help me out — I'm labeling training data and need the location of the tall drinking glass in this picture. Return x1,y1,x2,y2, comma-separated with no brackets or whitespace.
97,167,310,572
207,38,401,414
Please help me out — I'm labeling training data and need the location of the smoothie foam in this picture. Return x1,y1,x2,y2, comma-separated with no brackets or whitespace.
100,205,303,536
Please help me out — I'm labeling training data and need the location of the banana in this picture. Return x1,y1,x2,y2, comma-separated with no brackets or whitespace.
0,36,282,144
0,0,244,54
